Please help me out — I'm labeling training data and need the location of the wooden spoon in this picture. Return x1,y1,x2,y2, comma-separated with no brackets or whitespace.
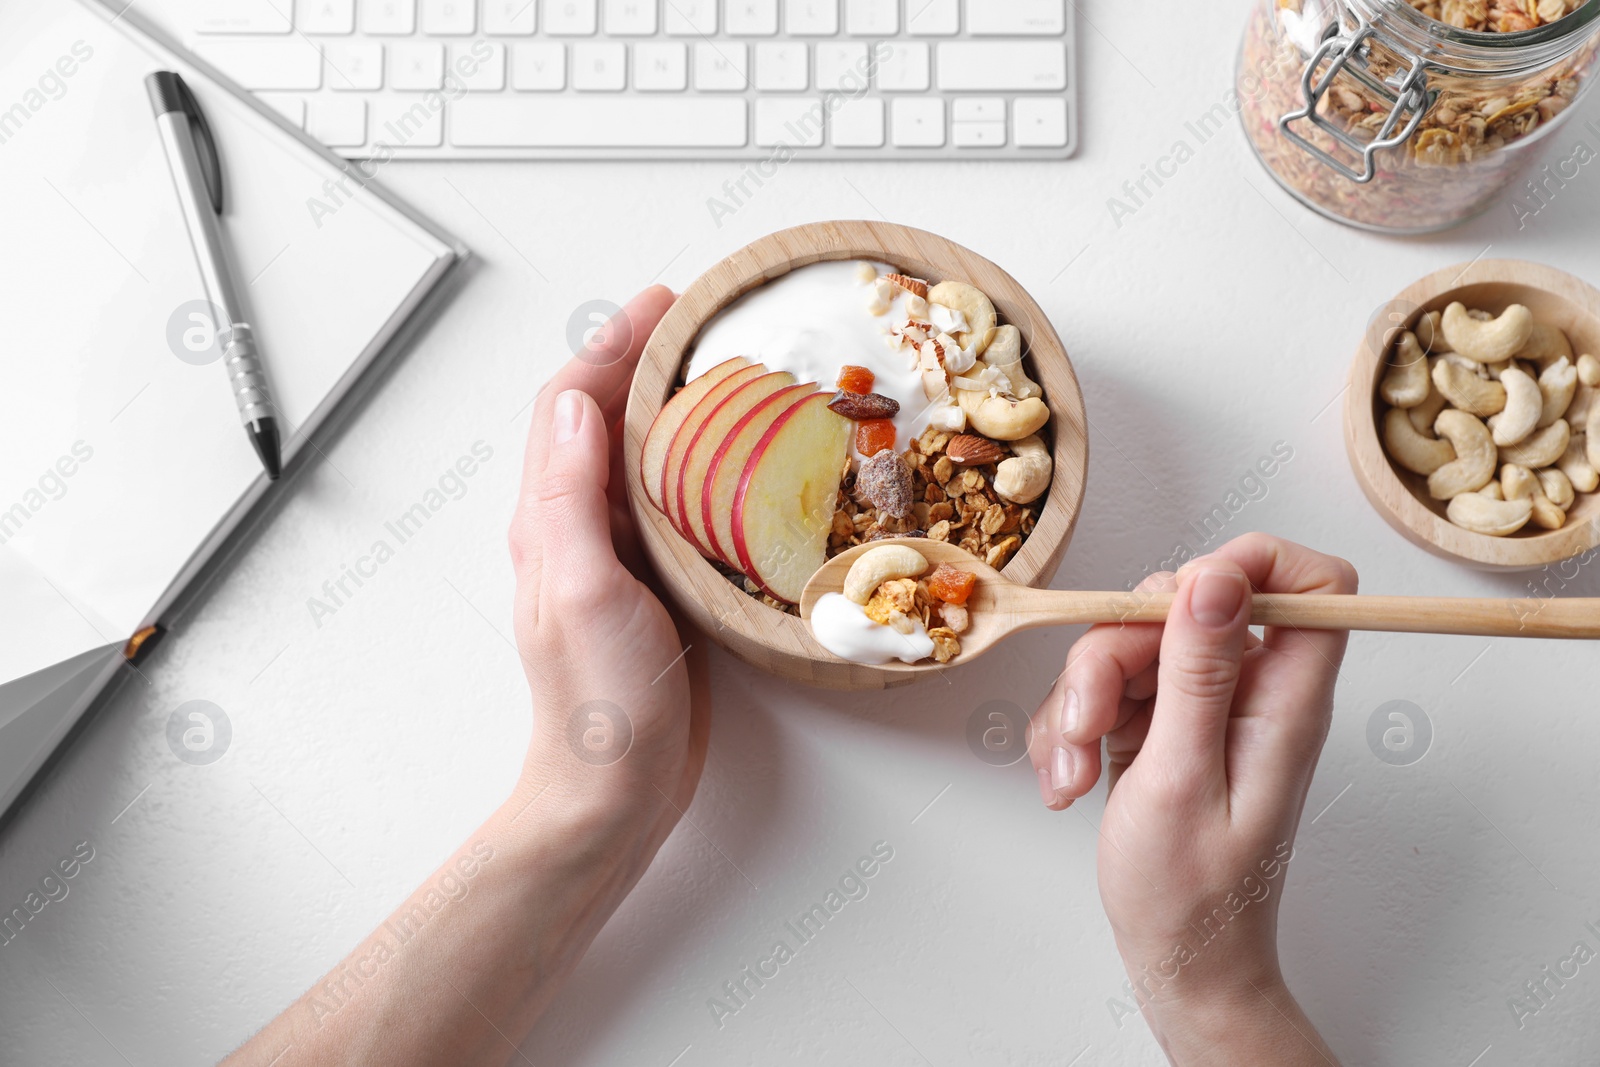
800,539,1600,670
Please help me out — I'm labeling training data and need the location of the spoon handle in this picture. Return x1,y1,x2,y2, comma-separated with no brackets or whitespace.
1030,591,1600,639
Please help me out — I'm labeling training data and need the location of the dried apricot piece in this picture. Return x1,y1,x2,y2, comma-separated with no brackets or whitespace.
837,365,875,394
855,418,895,457
925,563,976,605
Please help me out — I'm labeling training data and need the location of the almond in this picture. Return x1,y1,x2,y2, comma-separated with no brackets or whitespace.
945,433,1005,466
883,273,930,300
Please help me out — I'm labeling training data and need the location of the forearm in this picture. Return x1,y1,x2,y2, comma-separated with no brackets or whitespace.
1141,976,1341,1067
225,781,659,1067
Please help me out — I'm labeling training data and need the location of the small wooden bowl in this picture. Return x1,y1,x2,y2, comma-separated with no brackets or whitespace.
623,221,1089,690
1345,258,1600,571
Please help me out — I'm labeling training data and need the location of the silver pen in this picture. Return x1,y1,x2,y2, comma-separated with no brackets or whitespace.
146,70,281,479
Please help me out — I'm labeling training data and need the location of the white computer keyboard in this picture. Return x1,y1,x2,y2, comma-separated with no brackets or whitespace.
189,0,1077,160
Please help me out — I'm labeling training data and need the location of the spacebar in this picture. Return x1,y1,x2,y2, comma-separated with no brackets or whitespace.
452,98,749,147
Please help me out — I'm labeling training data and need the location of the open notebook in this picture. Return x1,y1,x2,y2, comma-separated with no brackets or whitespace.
0,0,467,822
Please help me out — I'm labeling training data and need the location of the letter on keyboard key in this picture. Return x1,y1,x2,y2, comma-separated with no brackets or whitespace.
544,0,599,34
452,43,507,90
362,0,417,34
373,95,444,147
307,97,367,146
936,42,1065,90
196,40,322,90
694,43,749,91
727,0,779,36
634,42,688,91
572,43,627,90
326,42,383,90
197,0,292,34
891,98,944,146
484,0,537,34
298,0,356,35
1013,96,1068,147
391,42,445,90
665,1,718,35
511,43,566,89
965,0,1066,35
452,98,748,146
422,0,476,34
845,0,897,35
785,0,839,36
605,0,657,34
755,98,823,147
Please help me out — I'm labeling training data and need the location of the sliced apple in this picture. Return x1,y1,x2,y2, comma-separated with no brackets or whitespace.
703,382,816,567
640,356,751,513
731,392,852,604
676,370,798,558
661,363,767,536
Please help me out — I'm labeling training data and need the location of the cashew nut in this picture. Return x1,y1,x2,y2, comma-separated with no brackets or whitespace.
1428,409,1498,500
1530,489,1567,530
1539,467,1575,510
980,325,1040,400
1499,419,1569,469
1432,357,1507,417
1578,353,1600,388
926,281,996,356
956,388,1050,441
1408,379,1449,437
1380,331,1431,408
1483,359,1516,382
1536,356,1578,428
1559,433,1600,493
1590,403,1600,470
1487,365,1541,446
1384,407,1455,475
1516,321,1574,369
842,544,929,605
1500,463,1537,501
1440,301,1535,364
1446,491,1533,536
1568,384,1597,431
993,434,1052,504
1415,309,1451,354
1479,480,1506,500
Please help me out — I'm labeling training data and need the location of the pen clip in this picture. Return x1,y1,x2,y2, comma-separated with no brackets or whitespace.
150,70,224,213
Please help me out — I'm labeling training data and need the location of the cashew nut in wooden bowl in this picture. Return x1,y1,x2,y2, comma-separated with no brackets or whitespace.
622,221,1089,690
1346,258,1600,571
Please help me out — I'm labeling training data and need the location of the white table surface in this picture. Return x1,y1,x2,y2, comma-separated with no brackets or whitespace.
7,2,1600,1064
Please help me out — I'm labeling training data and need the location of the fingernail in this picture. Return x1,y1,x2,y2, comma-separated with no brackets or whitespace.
1190,569,1246,627
1036,767,1055,806
553,390,584,444
1050,745,1074,792
1062,686,1081,737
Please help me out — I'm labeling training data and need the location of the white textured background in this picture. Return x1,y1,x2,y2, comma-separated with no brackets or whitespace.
5,1,1600,1064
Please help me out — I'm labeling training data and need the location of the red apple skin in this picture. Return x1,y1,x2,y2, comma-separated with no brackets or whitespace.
702,383,815,566
660,364,766,539
676,371,797,557
730,392,851,604
639,357,750,512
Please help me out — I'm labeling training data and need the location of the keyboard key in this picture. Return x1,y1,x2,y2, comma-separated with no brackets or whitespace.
484,0,538,34
572,43,627,89
726,0,779,35
754,42,807,90
830,95,883,146
784,0,838,35
421,0,476,34
694,43,749,91
453,43,507,89
307,96,367,144
196,40,322,89
845,0,896,35
361,0,417,34
906,0,958,35
755,97,823,146
815,42,867,91
511,42,567,88
372,95,444,146
543,0,598,34
634,42,688,90
298,0,355,34
952,96,1004,122
1012,96,1067,146
665,1,718,35
951,121,1004,146
876,42,928,91
390,42,445,89
452,98,748,145
196,0,291,34
965,0,1066,35
891,97,943,146
257,93,306,126
326,42,383,89
604,0,657,34
936,42,1065,90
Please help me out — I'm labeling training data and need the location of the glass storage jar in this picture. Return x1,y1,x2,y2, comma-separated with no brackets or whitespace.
1237,0,1600,233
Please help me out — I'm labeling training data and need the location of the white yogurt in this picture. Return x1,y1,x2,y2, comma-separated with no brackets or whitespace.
684,260,950,454
809,593,934,665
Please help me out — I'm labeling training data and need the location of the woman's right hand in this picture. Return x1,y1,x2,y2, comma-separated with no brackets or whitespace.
1030,533,1355,1065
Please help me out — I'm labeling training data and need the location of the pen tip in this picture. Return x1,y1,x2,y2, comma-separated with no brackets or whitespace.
249,418,282,481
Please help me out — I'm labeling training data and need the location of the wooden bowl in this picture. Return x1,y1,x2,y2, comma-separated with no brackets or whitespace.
623,221,1089,690
1345,258,1600,571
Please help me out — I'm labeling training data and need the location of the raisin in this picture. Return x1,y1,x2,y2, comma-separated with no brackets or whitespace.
855,418,896,457
836,365,875,394
925,563,976,606
829,390,901,420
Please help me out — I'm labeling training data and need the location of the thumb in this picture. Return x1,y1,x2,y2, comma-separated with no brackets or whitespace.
1142,557,1252,773
518,389,620,596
